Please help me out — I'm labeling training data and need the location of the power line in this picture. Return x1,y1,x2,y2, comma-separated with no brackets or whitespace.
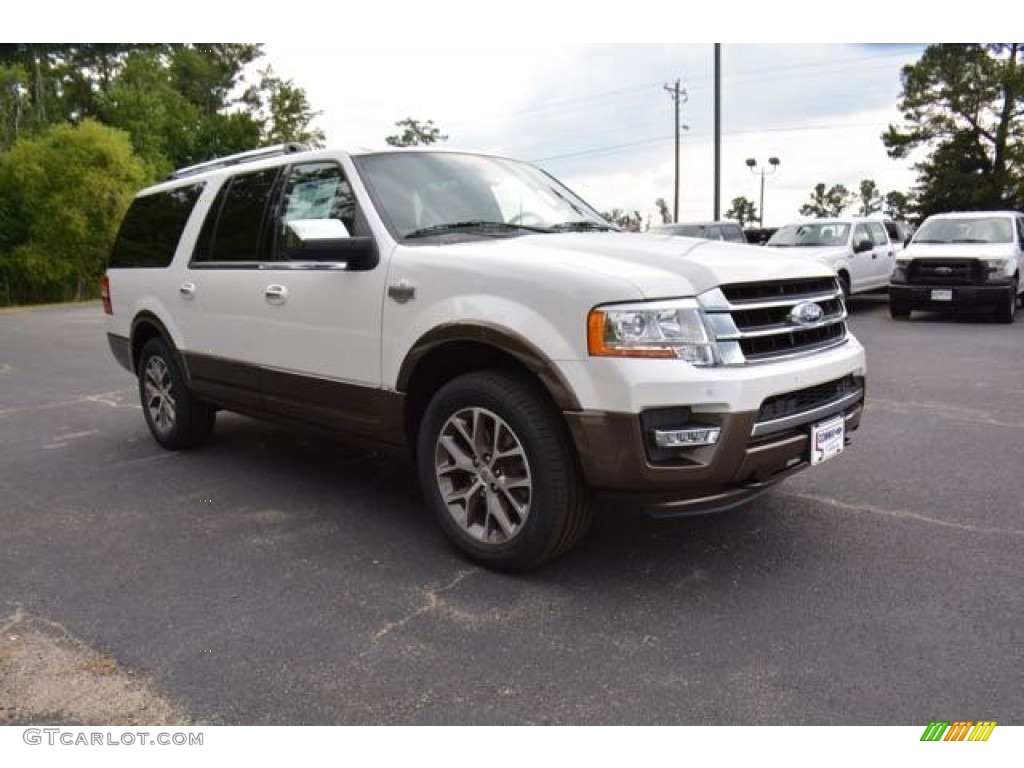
530,120,886,163
442,48,920,133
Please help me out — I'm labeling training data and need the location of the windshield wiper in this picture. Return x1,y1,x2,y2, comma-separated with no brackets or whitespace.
913,239,947,243
547,220,614,232
404,220,551,239
951,238,993,243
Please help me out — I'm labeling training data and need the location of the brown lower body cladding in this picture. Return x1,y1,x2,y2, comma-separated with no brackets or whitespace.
565,402,863,513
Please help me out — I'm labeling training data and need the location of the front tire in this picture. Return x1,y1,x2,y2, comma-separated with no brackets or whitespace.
416,370,591,571
889,302,911,320
138,337,216,449
993,279,1018,324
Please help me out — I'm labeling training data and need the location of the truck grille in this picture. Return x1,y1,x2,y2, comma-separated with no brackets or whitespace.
907,259,983,285
700,278,848,364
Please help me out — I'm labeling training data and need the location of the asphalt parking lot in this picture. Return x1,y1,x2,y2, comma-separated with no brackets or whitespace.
1,298,1022,725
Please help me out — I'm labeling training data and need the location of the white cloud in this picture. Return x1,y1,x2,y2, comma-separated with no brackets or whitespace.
261,43,926,226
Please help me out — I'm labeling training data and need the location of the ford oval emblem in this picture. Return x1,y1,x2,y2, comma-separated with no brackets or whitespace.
789,301,824,326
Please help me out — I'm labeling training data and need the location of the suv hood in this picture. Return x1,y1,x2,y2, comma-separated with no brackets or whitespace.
763,244,851,261
445,233,837,298
903,242,1018,260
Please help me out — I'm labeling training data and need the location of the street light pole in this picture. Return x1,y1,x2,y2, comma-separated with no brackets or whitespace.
745,156,780,227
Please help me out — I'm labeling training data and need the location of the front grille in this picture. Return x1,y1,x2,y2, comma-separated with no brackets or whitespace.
757,375,861,423
740,323,846,360
731,297,843,330
907,259,983,285
721,277,837,303
703,278,848,364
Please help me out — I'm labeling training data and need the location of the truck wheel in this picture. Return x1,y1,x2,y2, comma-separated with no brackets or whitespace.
138,337,216,449
417,370,591,571
994,279,1017,324
889,302,911,320
838,274,851,299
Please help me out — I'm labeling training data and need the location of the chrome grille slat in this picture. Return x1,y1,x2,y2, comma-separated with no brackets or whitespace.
701,278,849,364
716,314,846,340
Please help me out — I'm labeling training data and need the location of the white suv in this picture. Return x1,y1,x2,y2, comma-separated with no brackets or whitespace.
765,217,895,296
104,144,866,570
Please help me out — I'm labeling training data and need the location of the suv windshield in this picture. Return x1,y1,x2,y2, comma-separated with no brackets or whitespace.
767,222,850,247
354,152,612,240
913,216,1013,244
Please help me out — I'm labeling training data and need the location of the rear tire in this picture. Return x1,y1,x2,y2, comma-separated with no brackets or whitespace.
416,370,591,572
138,337,216,449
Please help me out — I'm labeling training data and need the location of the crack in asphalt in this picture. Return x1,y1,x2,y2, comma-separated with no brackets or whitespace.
0,388,139,418
364,569,481,650
783,491,1024,537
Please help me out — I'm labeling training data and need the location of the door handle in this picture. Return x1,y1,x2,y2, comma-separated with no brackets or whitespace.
179,282,196,300
388,280,416,304
265,285,288,305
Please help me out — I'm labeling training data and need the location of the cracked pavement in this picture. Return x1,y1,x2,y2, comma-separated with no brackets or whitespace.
0,298,1022,724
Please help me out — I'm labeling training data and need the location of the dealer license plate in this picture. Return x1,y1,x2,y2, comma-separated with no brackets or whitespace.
931,289,953,301
810,416,845,466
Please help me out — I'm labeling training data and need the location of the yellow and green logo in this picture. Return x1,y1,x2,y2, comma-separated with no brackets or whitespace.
920,721,996,742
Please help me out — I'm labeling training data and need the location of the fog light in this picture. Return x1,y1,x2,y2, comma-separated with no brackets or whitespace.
653,427,721,448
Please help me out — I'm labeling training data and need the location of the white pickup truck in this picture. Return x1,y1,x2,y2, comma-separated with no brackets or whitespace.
103,144,866,570
765,217,895,296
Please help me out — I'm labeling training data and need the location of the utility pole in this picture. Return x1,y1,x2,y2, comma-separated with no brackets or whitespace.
664,78,687,223
714,44,721,220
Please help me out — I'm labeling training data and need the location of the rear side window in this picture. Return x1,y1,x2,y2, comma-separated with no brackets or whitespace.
109,184,204,268
721,225,745,243
192,169,280,263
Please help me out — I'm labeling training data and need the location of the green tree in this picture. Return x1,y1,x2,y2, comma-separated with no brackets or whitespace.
385,118,448,147
882,190,912,220
856,179,883,216
601,209,642,230
655,197,671,224
883,44,1024,216
799,183,852,218
0,119,148,305
725,196,758,227
242,66,325,148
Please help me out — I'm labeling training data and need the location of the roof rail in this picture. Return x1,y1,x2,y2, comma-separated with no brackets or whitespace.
166,142,310,180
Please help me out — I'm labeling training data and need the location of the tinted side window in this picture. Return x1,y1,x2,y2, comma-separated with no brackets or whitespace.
722,225,745,243
867,221,888,246
883,221,900,241
109,184,203,268
193,169,279,263
1016,217,1024,245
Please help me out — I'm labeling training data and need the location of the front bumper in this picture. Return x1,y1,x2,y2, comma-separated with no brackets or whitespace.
890,283,1012,310
564,383,863,513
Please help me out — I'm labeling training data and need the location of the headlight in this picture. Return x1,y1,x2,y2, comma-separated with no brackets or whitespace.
983,258,1013,279
587,300,715,365
891,258,911,282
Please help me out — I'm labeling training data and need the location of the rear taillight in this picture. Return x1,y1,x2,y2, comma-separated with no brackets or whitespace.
101,275,112,315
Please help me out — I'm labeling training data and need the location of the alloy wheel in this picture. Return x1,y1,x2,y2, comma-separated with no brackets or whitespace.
434,407,532,544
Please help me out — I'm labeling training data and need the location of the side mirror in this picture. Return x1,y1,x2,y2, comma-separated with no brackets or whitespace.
283,219,379,271
295,237,379,270
853,239,873,254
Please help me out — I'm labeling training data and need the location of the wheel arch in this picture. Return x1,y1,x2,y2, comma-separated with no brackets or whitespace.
130,312,187,379
397,324,581,449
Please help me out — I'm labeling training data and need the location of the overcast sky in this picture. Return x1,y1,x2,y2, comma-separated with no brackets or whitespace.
260,43,926,227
